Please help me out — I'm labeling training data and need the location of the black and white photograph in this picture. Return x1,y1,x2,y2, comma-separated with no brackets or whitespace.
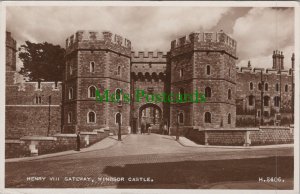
2,1,299,193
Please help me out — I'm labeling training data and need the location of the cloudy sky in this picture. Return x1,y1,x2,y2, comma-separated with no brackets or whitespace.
6,6,294,69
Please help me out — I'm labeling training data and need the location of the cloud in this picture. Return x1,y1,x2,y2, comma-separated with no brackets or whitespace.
233,7,294,67
6,6,230,52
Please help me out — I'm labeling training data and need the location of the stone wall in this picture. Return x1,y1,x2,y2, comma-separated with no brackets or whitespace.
5,128,110,159
250,126,293,145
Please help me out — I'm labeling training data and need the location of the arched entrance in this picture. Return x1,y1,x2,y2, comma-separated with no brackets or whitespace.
139,103,162,134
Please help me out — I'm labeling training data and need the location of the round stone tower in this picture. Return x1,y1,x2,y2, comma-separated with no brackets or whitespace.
169,30,237,133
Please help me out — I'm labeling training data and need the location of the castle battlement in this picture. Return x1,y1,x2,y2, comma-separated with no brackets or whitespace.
237,66,293,76
17,81,62,92
65,30,131,50
171,31,237,50
131,51,167,58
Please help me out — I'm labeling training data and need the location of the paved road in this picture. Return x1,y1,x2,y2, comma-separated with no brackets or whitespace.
5,134,294,189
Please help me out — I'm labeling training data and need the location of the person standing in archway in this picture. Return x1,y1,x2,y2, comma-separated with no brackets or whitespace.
141,119,146,135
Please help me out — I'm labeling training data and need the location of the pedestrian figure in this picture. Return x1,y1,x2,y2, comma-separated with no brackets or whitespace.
76,131,81,151
147,123,152,135
164,123,168,135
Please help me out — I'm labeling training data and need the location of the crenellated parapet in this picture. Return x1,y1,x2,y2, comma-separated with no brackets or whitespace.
65,30,132,56
131,51,167,63
236,66,293,76
170,30,237,58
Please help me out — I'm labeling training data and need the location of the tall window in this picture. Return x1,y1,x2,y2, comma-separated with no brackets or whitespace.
275,83,279,92
228,89,231,100
68,88,73,100
179,88,185,101
264,83,268,91
68,112,72,123
88,111,96,123
274,96,280,107
206,65,211,75
285,84,288,92
117,66,121,75
37,82,41,89
115,112,122,124
70,65,73,75
249,82,253,90
204,112,211,123
205,87,212,98
88,86,96,98
90,61,95,73
178,112,184,124
179,69,183,78
248,95,254,106
264,96,270,107
228,113,231,124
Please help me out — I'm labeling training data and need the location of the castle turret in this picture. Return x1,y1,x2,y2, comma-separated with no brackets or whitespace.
291,53,295,69
6,31,17,84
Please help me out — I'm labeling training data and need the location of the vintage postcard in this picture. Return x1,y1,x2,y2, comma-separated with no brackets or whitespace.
1,1,299,194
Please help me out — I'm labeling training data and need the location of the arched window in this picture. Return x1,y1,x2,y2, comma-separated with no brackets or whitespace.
204,112,211,123
228,89,231,100
264,83,268,91
275,83,279,92
115,112,122,124
206,65,211,75
67,112,72,123
248,95,254,106
258,82,262,91
264,96,270,107
178,112,184,124
88,86,96,98
68,88,73,100
179,69,183,78
88,111,96,123
115,88,122,101
205,87,212,98
285,84,288,92
69,65,73,75
228,113,231,124
90,61,95,73
249,82,253,90
117,66,121,75
274,96,280,107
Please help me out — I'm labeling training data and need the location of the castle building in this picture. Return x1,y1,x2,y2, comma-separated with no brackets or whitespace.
5,30,294,139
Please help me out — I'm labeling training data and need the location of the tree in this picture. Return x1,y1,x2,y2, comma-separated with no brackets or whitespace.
19,41,65,81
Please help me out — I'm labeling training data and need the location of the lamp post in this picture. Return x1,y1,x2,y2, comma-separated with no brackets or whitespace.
47,95,51,136
176,112,179,141
117,99,123,141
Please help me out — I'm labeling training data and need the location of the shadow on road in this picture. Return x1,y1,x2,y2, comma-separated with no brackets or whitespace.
103,156,294,189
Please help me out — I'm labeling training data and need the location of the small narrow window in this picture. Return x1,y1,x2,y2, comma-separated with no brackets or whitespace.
205,87,211,98
274,96,280,107
249,82,253,90
69,88,73,100
90,61,95,73
257,110,261,117
228,89,231,100
88,111,96,123
285,84,288,92
258,82,262,91
89,86,96,98
204,112,211,123
38,96,41,104
179,88,185,101
115,88,122,101
228,68,231,77
264,96,270,107
206,65,211,75
68,112,72,123
228,113,231,124
37,82,41,89
117,66,121,75
248,95,254,106
179,69,183,78
55,82,58,89
265,83,268,91
70,65,73,75
275,83,279,92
